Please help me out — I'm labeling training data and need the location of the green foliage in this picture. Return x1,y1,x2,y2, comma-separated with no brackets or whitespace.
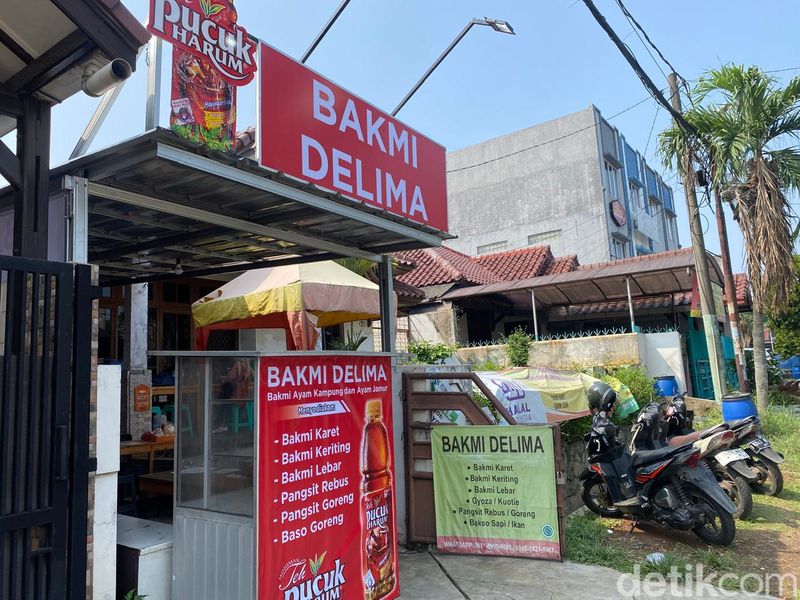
605,365,656,405
745,349,782,388
503,327,532,367
559,415,593,445
471,389,500,422
334,258,375,277
408,340,455,364
328,329,368,351
768,256,800,357
124,591,147,600
471,359,501,371
565,513,634,572
767,388,799,406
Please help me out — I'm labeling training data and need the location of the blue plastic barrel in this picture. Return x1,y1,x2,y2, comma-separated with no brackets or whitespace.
654,375,679,397
792,365,800,380
722,393,758,421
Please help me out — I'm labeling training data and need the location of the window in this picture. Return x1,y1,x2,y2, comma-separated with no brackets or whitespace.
612,239,627,260
605,161,619,199
476,240,507,255
649,198,659,216
629,182,645,211
528,230,561,245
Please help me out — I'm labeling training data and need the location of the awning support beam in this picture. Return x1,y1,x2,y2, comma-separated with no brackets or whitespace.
87,182,383,262
530,288,539,341
379,256,395,352
626,276,636,333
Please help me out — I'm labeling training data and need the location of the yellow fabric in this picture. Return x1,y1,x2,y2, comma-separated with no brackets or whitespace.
502,367,597,415
192,282,305,328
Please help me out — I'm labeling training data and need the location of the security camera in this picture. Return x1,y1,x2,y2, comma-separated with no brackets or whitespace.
82,59,133,97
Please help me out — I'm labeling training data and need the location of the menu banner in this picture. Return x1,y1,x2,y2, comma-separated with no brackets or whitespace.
431,425,562,561
258,355,400,600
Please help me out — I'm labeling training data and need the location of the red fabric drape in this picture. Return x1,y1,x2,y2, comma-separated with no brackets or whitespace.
194,311,320,351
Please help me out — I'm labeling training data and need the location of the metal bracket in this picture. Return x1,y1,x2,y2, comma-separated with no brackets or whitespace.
556,470,566,485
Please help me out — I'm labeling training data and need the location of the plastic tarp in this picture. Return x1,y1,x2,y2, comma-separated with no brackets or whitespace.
476,368,638,424
192,261,381,350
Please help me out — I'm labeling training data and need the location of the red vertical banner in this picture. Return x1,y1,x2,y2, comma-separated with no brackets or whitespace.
258,355,399,600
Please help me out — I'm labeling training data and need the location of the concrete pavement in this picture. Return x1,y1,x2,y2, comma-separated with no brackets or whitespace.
397,550,776,599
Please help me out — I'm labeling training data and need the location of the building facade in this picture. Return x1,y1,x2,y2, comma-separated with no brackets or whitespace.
445,105,680,263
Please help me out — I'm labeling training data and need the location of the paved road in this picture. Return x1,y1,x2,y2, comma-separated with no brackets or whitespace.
398,551,777,599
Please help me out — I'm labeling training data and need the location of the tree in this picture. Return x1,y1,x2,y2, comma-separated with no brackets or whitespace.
660,65,800,409
768,256,800,358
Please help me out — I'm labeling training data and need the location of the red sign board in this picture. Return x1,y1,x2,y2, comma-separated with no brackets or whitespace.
148,0,257,86
259,44,448,232
258,355,399,600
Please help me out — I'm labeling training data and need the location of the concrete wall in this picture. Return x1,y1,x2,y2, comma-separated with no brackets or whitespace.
454,344,510,369
529,333,641,370
93,366,121,600
445,107,611,264
407,303,458,346
638,331,687,393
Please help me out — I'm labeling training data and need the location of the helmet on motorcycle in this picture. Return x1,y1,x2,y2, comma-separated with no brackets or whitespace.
587,381,617,413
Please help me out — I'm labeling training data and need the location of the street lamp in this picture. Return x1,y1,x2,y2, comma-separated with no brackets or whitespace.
391,17,515,117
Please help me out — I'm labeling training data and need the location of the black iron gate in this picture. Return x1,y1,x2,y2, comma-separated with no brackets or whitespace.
0,256,94,600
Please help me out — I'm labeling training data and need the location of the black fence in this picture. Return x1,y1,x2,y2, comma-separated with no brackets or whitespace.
0,256,94,600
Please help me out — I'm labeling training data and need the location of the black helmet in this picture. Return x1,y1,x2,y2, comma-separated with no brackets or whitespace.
587,381,617,412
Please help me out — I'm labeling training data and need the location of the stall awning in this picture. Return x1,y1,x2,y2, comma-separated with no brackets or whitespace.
0,128,452,283
442,249,723,308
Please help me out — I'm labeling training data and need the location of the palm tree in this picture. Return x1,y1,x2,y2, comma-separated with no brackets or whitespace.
659,65,800,409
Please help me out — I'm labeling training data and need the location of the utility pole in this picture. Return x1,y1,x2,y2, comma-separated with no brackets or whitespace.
712,185,750,392
668,72,727,401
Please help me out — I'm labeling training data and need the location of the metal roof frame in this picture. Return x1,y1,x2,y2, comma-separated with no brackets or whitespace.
0,128,451,284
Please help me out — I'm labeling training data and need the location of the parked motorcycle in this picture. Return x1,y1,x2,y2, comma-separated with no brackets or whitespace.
580,405,737,546
665,393,784,498
638,397,756,519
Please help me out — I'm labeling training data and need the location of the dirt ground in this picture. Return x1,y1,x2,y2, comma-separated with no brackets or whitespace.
604,483,800,598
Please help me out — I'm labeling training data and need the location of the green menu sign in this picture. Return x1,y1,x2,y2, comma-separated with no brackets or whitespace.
431,425,562,560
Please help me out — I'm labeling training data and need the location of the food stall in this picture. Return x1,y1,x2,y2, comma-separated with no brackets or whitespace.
155,350,398,600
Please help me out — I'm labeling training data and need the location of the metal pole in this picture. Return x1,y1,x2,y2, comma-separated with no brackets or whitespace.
145,36,162,130
392,20,477,116
626,276,636,332
668,72,726,401
530,288,539,341
71,44,146,159
301,0,351,63
379,256,395,352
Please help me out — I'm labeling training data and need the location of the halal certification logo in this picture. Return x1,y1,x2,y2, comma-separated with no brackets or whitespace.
542,524,555,539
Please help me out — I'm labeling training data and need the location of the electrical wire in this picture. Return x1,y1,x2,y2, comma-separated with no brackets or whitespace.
614,0,667,81
446,94,656,174
643,105,661,156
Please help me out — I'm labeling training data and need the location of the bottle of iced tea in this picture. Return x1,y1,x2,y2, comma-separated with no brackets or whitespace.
361,400,395,600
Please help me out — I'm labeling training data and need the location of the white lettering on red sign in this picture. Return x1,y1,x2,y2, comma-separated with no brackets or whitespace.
259,44,448,232
148,0,257,86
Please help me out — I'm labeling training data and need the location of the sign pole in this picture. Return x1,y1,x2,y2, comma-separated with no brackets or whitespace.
530,288,539,341
145,36,162,130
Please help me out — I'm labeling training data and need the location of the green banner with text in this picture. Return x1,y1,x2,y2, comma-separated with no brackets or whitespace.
431,426,561,560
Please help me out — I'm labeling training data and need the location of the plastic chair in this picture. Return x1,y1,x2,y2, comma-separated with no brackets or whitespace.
231,401,254,433
151,406,162,415
163,404,175,424
180,404,194,438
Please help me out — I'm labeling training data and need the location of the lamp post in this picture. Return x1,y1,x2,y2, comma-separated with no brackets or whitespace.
391,17,515,117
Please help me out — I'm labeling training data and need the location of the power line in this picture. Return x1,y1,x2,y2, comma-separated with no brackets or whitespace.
446,94,655,173
643,104,660,156
614,0,681,79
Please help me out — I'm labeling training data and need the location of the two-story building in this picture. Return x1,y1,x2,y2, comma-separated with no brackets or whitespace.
445,105,679,263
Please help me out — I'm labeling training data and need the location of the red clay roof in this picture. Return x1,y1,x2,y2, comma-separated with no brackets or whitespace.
396,247,501,287
734,273,750,305
577,247,693,271
546,255,579,275
396,246,579,288
564,292,692,316
474,246,554,281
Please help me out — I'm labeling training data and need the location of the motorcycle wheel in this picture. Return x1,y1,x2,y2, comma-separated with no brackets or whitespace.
581,479,623,518
750,458,784,497
719,474,753,520
688,488,736,546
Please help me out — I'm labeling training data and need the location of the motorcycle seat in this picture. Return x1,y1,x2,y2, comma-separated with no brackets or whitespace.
632,443,692,467
725,416,757,431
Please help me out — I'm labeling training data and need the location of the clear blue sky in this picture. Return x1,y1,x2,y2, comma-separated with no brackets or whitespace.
39,0,800,271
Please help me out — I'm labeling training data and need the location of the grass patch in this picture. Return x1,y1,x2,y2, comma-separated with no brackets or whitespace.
564,513,634,572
